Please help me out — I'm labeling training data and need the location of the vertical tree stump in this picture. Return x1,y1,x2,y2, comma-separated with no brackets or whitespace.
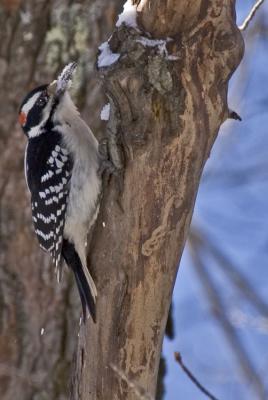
72,1,244,399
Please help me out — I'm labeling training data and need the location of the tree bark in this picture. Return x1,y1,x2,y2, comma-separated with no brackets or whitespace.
0,1,123,399
71,1,244,399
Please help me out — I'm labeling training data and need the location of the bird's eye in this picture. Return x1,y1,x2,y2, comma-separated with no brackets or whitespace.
37,95,48,107
37,98,45,106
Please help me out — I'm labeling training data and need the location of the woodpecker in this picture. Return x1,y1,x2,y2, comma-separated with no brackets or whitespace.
19,63,101,322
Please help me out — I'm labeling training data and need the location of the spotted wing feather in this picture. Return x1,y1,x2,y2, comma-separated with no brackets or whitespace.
26,132,73,267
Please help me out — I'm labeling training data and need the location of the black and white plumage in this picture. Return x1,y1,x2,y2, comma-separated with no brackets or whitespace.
19,63,101,322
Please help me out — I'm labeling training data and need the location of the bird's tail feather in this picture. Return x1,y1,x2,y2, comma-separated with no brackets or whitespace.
73,270,87,321
81,260,97,300
62,239,96,322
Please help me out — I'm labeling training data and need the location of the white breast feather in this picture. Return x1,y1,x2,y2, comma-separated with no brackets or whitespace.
54,92,101,263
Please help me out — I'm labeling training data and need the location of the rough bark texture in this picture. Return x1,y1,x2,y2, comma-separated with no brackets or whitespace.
135,0,204,37
72,1,244,399
0,1,123,399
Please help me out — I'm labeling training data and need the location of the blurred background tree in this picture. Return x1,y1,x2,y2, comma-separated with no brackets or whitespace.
0,1,123,399
0,0,267,399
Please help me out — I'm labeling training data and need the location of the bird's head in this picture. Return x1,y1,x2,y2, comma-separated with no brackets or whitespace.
19,62,77,138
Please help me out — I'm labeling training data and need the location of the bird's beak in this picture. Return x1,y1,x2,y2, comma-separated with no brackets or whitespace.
48,80,57,96
48,62,77,97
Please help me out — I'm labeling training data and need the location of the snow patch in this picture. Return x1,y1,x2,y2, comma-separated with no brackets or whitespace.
137,38,167,48
136,37,179,61
100,103,111,121
98,42,120,68
136,37,168,55
116,0,137,29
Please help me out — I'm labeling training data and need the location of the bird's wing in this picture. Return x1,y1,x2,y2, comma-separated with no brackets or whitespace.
26,133,73,269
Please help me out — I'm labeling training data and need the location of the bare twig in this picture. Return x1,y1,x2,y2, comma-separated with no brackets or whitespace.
239,0,266,31
174,352,220,400
110,364,154,400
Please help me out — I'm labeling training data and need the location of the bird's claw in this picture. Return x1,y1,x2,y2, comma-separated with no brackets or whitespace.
99,159,118,176
98,138,120,178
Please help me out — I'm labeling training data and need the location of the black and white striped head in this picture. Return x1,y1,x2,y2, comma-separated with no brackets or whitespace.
19,63,77,139
19,84,52,138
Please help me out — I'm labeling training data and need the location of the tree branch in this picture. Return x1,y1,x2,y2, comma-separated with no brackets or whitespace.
174,353,220,400
239,0,266,31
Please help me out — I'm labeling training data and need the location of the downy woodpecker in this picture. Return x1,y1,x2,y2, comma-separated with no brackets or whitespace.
19,63,101,322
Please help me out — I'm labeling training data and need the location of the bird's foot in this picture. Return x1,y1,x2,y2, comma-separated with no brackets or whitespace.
98,138,120,177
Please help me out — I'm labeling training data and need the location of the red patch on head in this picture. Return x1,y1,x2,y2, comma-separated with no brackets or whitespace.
19,112,27,126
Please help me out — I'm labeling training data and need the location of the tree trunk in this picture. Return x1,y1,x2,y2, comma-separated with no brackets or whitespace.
71,1,244,399
0,1,123,399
